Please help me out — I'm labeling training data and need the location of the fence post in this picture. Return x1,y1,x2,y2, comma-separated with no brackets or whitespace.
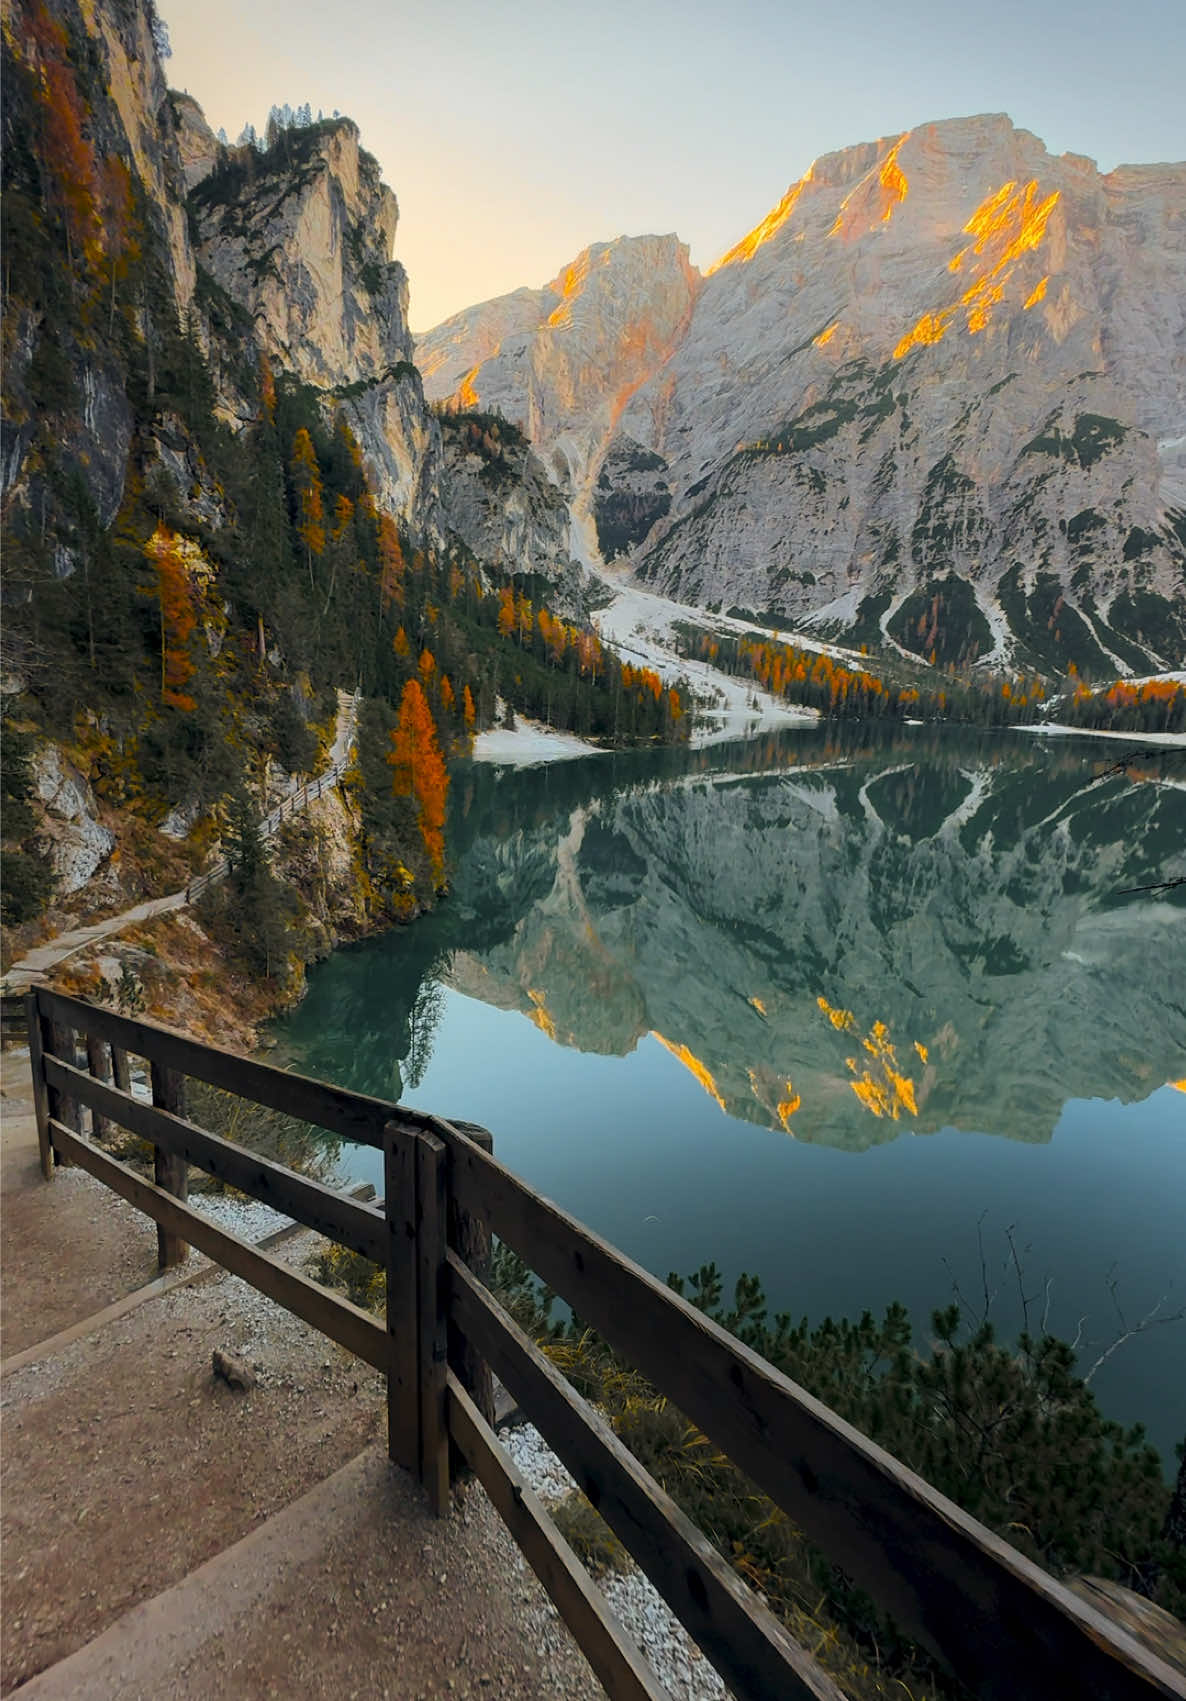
45,1017,81,1159
25,991,53,1181
446,1121,497,1466
85,1035,113,1140
416,1130,450,1514
384,1121,419,1473
111,1045,132,1095
149,1062,188,1268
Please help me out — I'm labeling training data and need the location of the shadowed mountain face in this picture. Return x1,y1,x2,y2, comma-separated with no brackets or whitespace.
281,732,1186,1147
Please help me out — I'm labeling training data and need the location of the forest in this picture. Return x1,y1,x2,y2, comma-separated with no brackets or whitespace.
0,4,685,943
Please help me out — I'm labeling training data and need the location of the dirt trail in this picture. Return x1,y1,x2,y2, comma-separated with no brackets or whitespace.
1,692,360,999
0,1046,607,1701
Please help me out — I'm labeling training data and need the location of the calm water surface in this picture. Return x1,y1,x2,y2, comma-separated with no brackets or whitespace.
273,726,1186,1463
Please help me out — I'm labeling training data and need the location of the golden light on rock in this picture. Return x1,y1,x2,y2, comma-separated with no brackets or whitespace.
824,1003,921,1122
893,311,951,359
829,136,910,239
456,363,481,409
651,1031,727,1113
895,179,1060,357
813,322,839,348
748,995,767,1015
776,1082,801,1130
708,180,807,274
878,140,909,218
1171,1079,1186,1094
817,995,857,1032
527,987,556,1041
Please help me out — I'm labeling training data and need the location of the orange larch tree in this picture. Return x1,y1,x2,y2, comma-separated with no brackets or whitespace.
388,679,449,889
144,526,198,711
289,428,325,577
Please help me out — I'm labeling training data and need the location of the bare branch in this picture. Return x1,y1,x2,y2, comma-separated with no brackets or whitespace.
1115,875,1186,896
1083,1287,1185,1384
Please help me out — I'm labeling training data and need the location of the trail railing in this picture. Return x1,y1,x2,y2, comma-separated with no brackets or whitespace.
185,758,351,904
23,985,1181,1701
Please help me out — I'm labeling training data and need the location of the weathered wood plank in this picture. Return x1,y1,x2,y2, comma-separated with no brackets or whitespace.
43,1055,384,1260
25,992,53,1181
448,1253,843,1701
150,1061,189,1268
46,1018,81,1142
84,1035,112,1140
431,1119,1181,1701
38,987,394,1148
416,1130,449,1515
384,1124,419,1472
48,1120,389,1371
445,1121,496,1458
445,1373,668,1701
111,1045,132,1094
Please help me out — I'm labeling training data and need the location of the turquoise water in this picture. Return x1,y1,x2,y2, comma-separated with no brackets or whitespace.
273,726,1186,1463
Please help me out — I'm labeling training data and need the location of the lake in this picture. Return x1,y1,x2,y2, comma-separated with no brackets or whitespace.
272,724,1186,1465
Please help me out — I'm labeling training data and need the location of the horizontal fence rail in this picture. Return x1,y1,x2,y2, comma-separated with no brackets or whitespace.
417,1111,1181,1701
22,987,1182,1701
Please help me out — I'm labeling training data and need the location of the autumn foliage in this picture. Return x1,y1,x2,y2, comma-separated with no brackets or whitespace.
388,679,449,887
144,525,198,711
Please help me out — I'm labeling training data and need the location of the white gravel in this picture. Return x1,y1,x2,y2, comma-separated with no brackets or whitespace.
503,1421,731,1701
187,1190,295,1243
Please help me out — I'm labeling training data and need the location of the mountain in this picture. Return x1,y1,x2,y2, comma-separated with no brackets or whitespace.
438,735,1186,1148
415,235,701,550
270,731,1186,1148
0,0,661,962
417,116,1186,677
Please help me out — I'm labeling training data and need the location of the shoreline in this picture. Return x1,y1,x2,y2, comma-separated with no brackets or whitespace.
1015,723,1186,747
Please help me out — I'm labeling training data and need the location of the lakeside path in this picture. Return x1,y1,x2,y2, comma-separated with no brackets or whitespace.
1,693,360,999
0,1044,607,1701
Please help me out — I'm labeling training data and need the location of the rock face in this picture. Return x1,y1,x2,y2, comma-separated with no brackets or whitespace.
438,736,1186,1148
189,116,442,529
435,412,590,610
32,747,117,895
421,117,1186,674
415,235,700,542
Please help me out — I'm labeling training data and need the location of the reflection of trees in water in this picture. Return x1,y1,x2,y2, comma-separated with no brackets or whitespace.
275,728,1186,1138
403,974,447,1089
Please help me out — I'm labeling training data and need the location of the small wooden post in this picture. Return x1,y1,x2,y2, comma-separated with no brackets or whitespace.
46,1019,81,1160
416,1129,449,1515
25,992,54,1181
149,1061,188,1268
384,1121,419,1473
446,1121,497,1470
111,1046,132,1095
85,1035,113,1140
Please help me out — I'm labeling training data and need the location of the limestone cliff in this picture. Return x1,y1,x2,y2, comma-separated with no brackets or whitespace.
415,235,700,547
421,117,1186,675
435,411,591,613
186,110,442,530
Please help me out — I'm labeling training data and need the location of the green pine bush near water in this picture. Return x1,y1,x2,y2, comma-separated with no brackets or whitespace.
311,1237,1183,1699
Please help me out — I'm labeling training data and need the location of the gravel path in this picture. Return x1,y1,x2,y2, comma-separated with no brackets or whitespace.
503,1426,730,1701
0,1049,615,1700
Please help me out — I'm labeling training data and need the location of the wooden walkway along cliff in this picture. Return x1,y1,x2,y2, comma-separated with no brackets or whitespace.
21,984,1185,1701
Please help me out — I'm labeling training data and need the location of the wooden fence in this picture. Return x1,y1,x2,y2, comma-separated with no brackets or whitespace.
23,985,1182,1701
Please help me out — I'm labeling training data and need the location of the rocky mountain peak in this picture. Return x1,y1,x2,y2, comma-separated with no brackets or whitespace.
169,91,220,192
415,233,700,512
422,112,1185,674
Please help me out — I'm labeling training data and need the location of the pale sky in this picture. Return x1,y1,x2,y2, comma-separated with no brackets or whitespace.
163,0,1185,333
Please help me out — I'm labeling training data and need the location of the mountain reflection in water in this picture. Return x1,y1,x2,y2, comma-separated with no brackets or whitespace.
278,726,1186,1148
